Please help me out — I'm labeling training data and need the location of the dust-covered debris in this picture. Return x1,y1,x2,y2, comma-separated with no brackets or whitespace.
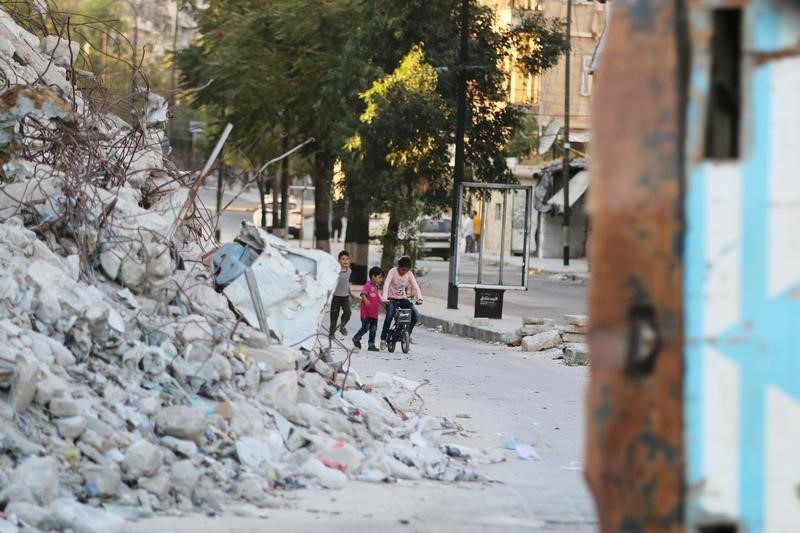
0,7,493,531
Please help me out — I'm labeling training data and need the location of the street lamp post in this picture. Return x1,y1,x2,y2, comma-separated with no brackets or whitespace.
561,0,572,266
447,0,470,310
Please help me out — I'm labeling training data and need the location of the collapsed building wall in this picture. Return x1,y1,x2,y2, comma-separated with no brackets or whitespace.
0,8,493,531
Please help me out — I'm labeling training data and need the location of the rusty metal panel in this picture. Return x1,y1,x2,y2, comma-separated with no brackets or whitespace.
586,1,688,531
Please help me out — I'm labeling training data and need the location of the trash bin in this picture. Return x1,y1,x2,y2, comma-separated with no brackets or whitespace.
474,288,504,319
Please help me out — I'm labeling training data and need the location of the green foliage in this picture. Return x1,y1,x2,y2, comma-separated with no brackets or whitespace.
346,45,450,222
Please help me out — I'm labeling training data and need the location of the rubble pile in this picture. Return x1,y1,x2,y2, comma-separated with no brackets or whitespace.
516,315,589,366
0,8,487,531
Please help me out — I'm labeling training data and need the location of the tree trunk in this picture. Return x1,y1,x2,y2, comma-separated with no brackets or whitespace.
380,210,400,274
346,195,370,285
312,151,332,252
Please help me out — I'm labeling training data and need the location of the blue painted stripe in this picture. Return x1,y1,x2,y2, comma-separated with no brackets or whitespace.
734,60,771,533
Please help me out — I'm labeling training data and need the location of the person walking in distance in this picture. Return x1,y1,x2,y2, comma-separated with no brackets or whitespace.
379,256,423,350
471,210,481,251
329,250,353,338
352,266,384,352
331,200,344,242
462,214,474,253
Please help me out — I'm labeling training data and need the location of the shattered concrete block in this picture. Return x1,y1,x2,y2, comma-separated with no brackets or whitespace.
99,249,123,280
160,436,198,458
10,456,60,505
169,460,199,497
138,472,170,499
33,373,67,407
40,36,80,67
13,357,39,413
248,344,302,373
521,330,562,352
234,474,274,507
48,498,126,533
82,464,121,498
4,502,49,529
56,416,87,440
122,440,162,479
138,396,160,416
563,343,589,366
562,332,588,344
521,317,555,327
301,458,347,489
564,314,588,327
49,397,79,417
236,435,282,475
119,259,146,292
516,324,558,337
176,315,214,345
156,405,206,442
79,429,105,452
257,371,298,413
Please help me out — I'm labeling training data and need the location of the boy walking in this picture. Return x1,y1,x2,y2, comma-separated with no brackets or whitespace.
352,266,384,352
329,250,353,338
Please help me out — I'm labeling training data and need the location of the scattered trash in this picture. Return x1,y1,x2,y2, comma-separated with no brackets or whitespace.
515,444,542,461
0,7,492,524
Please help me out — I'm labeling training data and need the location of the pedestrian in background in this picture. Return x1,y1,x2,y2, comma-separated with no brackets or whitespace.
352,266,384,352
329,250,353,338
331,200,344,242
462,214,474,253
471,210,481,251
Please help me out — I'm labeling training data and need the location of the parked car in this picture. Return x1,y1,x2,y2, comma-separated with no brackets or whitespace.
413,218,452,260
252,195,303,238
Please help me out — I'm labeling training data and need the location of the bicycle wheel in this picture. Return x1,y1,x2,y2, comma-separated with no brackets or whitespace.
401,330,410,353
387,338,396,352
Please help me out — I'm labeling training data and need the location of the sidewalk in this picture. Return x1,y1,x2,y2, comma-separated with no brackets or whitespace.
417,295,523,344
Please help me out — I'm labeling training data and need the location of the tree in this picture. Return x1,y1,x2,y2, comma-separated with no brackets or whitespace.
176,0,360,251
345,46,450,271
339,1,570,274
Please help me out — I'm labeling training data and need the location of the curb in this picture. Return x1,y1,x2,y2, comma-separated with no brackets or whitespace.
419,314,510,344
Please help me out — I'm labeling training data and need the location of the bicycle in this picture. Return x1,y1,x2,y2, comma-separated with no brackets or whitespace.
386,308,413,354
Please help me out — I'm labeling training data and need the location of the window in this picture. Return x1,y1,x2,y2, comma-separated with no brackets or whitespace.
704,9,742,159
580,55,593,96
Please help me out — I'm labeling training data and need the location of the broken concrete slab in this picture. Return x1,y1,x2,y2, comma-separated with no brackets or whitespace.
10,456,60,505
220,226,339,350
155,406,206,442
563,343,589,366
122,440,162,479
564,314,588,327
521,330,562,352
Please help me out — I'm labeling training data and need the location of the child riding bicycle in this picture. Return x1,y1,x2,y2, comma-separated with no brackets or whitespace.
379,256,422,351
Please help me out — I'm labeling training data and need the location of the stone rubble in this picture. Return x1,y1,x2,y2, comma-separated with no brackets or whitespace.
0,8,489,531
516,314,589,366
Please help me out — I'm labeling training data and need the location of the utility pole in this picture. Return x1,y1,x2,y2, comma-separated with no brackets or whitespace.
447,0,470,310
561,0,572,266
215,161,224,241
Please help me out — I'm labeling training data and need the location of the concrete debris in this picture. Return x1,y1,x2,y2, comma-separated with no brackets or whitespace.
515,316,590,366
521,317,556,327
563,314,588,327
563,343,589,366
0,6,490,525
521,330,562,352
